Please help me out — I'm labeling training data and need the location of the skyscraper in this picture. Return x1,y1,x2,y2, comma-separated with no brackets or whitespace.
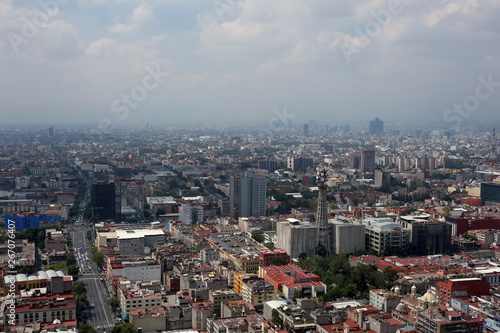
303,123,310,137
369,117,384,134
481,182,500,205
349,149,376,172
287,156,314,171
91,182,116,220
316,168,331,254
229,172,267,219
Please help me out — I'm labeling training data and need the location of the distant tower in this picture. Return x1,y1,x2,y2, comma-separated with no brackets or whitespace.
48,126,54,137
316,168,330,254
303,123,310,137
369,118,384,134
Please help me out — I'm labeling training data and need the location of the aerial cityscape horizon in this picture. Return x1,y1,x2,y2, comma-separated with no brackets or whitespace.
2,1,500,333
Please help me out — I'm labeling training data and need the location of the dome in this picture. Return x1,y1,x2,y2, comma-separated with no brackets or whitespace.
56,271,65,277
419,289,436,303
47,270,58,278
16,274,28,282
394,286,400,294
38,271,48,279
28,276,38,280
411,285,417,293
396,302,408,312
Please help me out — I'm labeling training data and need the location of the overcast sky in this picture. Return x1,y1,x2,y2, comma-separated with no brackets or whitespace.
1,0,500,129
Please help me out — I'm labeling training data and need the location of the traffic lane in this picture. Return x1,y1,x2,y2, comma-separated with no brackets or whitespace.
82,277,114,326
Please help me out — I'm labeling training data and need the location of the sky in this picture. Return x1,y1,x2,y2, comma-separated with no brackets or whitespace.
1,0,500,130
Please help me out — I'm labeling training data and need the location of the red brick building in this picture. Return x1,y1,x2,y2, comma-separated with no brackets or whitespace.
259,249,290,266
438,277,490,305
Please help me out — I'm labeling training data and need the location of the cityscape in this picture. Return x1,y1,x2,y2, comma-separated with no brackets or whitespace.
2,1,500,333
0,121,500,333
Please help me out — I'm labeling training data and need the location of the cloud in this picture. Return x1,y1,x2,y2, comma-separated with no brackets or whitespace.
108,3,153,33
1,0,500,126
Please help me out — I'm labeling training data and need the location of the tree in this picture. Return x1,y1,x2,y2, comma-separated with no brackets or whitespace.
78,324,96,333
112,323,137,333
92,252,104,266
315,243,327,257
108,297,120,312
89,246,98,255
252,233,264,243
77,293,90,310
68,265,80,276
271,256,285,266
67,252,76,266
156,208,166,217
72,281,87,295
48,262,67,270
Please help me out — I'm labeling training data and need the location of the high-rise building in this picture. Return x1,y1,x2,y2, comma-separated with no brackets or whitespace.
229,172,266,219
287,156,313,171
399,218,452,255
369,117,384,134
116,180,145,221
481,182,500,205
91,182,116,220
48,126,54,137
303,123,309,137
350,149,376,172
179,201,204,224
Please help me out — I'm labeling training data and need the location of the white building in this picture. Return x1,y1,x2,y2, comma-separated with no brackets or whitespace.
179,202,204,225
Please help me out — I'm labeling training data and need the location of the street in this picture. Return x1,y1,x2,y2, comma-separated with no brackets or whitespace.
79,274,115,329
69,188,115,331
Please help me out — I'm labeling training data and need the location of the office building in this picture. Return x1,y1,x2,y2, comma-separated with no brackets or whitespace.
350,148,376,172
179,201,204,224
116,180,145,221
399,218,452,256
369,117,384,134
362,218,410,255
91,182,116,220
333,223,365,254
277,219,319,258
258,160,278,172
481,182,500,205
229,172,266,219
287,156,314,171
438,278,490,306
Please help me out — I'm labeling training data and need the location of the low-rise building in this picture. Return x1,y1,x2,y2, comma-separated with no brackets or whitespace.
259,264,326,299
117,286,162,316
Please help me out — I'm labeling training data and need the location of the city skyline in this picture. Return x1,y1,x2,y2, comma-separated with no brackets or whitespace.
1,1,499,128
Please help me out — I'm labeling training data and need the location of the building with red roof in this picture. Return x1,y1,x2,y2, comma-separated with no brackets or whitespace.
259,264,326,299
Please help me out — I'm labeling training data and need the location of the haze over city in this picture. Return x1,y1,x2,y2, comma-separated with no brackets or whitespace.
1,0,500,128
